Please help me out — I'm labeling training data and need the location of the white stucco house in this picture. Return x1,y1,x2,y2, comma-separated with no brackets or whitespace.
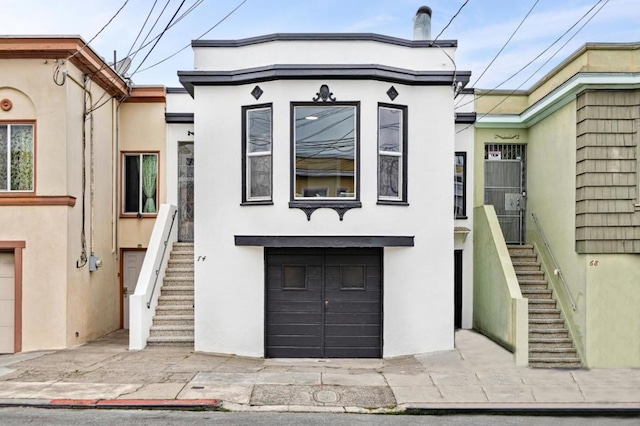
153,8,476,358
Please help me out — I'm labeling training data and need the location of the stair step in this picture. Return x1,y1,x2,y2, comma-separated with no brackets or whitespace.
155,305,194,316
150,325,194,337
172,242,194,250
528,308,561,319
529,328,569,338
153,315,194,326
165,268,194,278
170,252,194,260
164,276,194,284
158,295,194,306
529,338,574,349
161,286,194,296
519,281,549,290
529,358,582,369
147,335,194,347
507,244,534,256
529,318,565,330
512,261,542,271
521,289,553,298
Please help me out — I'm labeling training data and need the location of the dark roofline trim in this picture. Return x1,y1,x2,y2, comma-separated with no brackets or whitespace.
193,33,457,48
234,235,415,247
459,87,475,95
166,87,188,94
455,112,477,124
179,65,471,95
165,112,194,123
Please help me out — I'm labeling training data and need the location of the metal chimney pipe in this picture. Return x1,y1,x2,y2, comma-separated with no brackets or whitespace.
413,6,432,40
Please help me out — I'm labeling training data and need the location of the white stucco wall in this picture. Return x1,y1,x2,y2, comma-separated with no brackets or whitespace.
192,78,456,357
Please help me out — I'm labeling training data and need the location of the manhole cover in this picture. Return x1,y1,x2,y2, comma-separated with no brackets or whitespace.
313,389,339,403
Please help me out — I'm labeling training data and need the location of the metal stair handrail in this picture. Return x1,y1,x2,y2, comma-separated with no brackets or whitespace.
531,213,576,311
147,210,178,308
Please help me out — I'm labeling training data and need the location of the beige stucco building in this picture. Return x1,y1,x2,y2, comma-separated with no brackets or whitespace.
474,42,640,368
0,37,166,353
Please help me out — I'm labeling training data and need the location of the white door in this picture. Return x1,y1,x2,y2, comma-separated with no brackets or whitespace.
123,251,145,329
0,252,15,353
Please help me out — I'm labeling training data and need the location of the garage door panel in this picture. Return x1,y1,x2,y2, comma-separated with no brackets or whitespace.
324,290,380,301
325,313,380,325
325,335,380,347
267,312,322,324
268,335,322,347
325,324,380,337
268,300,322,313
266,247,381,358
0,300,14,326
325,347,379,358
267,347,323,358
325,301,380,314
267,324,322,336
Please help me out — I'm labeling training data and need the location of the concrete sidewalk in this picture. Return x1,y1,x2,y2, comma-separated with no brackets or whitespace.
0,330,639,413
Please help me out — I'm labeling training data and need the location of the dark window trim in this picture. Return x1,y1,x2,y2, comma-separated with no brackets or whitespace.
377,103,408,204
289,101,361,221
242,103,273,205
235,235,414,247
454,112,476,124
455,151,467,219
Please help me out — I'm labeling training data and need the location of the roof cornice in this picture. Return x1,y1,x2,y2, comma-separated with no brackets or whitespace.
0,37,127,97
476,72,640,129
179,64,471,96
193,33,457,48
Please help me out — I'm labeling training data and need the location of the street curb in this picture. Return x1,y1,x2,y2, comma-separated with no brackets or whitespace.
404,405,640,417
0,399,221,411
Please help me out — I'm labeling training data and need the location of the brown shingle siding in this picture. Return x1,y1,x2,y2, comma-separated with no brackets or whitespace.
575,89,640,254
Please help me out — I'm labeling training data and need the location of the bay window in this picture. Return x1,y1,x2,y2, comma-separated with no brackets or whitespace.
293,103,358,200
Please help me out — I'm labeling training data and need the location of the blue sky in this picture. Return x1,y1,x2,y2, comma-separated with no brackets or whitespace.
2,0,638,90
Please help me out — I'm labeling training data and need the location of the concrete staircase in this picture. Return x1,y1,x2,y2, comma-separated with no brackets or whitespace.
508,244,581,369
146,242,194,347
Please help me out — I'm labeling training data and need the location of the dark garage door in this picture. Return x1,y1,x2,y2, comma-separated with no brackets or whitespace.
266,248,382,358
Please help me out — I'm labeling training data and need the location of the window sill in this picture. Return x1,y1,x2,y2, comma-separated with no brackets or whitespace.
377,200,409,206
455,215,468,220
241,200,274,206
289,200,362,221
120,214,159,219
0,195,75,207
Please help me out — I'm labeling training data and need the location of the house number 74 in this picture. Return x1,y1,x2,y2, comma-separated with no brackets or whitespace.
589,260,599,266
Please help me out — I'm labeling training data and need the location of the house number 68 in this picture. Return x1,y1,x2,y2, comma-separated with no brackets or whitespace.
589,260,599,266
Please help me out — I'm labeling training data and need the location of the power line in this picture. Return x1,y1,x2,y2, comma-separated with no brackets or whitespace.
433,0,471,42
465,0,539,90
457,0,610,133
129,0,172,62
134,0,249,74
67,0,130,61
130,0,188,77
456,0,607,110
125,0,160,59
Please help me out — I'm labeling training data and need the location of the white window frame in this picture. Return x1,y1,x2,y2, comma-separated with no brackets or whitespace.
377,105,404,202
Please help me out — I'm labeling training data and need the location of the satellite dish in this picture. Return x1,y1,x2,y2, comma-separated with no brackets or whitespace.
113,57,132,76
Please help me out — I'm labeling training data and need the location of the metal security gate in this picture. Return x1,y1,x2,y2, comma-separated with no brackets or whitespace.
178,142,194,241
265,248,382,358
484,144,526,244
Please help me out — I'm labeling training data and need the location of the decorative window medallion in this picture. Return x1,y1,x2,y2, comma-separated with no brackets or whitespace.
251,86,264,100
386,86,399,101
312,84,336,102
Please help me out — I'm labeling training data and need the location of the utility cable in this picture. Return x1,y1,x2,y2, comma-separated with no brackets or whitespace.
129,0,187,77
67,0,130,61
455,0,606,110
125,0,160,59
456,0,610,133
462,0,539,95
129,0,172,62
433,0,471,42
134,0,248,74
